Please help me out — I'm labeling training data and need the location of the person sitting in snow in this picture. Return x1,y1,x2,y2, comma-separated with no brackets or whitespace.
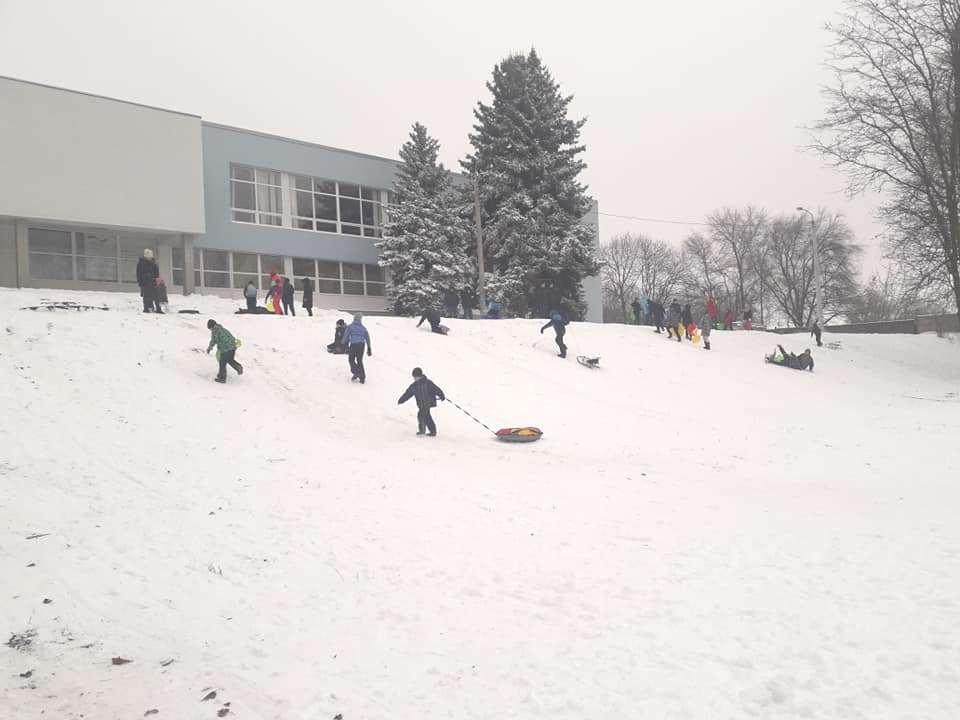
397,367,446,437
766,344,814,371
417,307,446,334
327,319,347,354
541,310,569,358
206,319,243,383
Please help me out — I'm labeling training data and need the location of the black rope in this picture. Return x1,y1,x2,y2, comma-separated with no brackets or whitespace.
446,398,496,435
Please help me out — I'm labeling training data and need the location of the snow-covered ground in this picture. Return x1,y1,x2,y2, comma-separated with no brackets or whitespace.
1,287,959,720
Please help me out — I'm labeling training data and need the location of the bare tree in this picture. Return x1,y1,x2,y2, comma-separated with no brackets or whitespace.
764,210,862,327
706,206,767,313
683,232,733,306
845,264,949,321
813,0,960,323
599,233,644,322
636,236,688,305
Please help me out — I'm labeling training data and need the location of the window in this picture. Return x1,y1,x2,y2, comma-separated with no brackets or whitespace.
172,247,185,286
365,264,386,296
342,262,364,295
292,257,316,277
318,260,341,294
231,164,388,237
202,249,230,288
119,237,156,284
77,233,117,282
232,252,259,289
260,255,283,289
28,229,73,280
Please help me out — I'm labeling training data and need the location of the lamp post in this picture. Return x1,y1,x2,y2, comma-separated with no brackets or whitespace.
796,206,823,329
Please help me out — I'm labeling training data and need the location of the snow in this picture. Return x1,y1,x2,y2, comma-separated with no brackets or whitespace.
2,287,960,719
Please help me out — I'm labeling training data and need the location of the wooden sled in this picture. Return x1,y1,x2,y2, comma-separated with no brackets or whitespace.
577,356,600,369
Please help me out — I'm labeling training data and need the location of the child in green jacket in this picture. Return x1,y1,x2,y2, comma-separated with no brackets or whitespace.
207,319,243,383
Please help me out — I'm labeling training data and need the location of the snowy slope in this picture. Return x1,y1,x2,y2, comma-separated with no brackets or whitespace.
1,288,959,720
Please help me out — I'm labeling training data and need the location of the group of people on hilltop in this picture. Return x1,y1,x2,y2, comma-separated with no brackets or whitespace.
632,294,748,333
242,274,315,316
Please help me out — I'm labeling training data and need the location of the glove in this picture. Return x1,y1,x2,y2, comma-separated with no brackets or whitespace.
367,350,372,357
540,328,544,334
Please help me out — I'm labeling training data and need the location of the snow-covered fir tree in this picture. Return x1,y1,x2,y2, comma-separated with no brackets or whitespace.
463,49,599,319
379,123,472,315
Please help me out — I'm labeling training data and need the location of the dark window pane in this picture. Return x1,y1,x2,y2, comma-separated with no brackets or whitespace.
78,256,118,282
29,252,73,280
339,182,360,198
292,258,315,277
365,264,384,282
361,200,381,226
315,178,336,194
293,175,312,190
195,268,201,286
295,191,314,217
259,214,282,226
340,224,362,236
316,221,337,233
232,181,256,210
343,262,364,281
315,194,338,221
233,252,258,273
231,164,255,181
366,282,385,297
233,210,255,223
29,228,72,254
204,271,230,288
361,186,380,200
76,233,115,258
295,218,314,230
233,272,258,289
172,247,184,269
119,237,154,259
172,269,184,285
362,227,382,238
317,261,340,278
343,280,364,295
119,258,139,283
260,255,283,275
203,250,229,271
318,279,341,294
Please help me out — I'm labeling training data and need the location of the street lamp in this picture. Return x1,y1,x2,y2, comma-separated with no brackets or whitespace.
796,206,823,329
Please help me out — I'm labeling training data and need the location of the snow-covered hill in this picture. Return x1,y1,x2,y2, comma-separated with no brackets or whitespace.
2,288,959,719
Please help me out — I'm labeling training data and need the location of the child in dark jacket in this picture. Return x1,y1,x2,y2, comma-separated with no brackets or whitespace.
398,367,445,436
540,311,569,358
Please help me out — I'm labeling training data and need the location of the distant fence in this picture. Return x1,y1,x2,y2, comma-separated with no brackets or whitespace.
768,313,959,335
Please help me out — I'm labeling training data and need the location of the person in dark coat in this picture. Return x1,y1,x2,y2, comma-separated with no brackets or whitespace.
766,344,815,371
136,249,161,313
417,307,445,334
665,300,682,341
243,281,257,312
681,303,693,339
700,312,713,350
281,277,295,316
327,319,346,353
540,311,569,358
342,313,372,383
811,321,823,347
651,300,665,333
631,298,643,325
301,277,314,317
397,367,446,436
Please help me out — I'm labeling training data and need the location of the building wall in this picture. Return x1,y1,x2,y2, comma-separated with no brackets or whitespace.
0,218,16,287
199,123,398,264
581,201,603,323
0,77,205,234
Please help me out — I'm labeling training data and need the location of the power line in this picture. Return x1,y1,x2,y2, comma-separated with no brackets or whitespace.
598,211,708,226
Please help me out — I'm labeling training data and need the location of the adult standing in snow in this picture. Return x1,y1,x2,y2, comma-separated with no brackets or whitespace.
417,307,445,334
651,300,666,334
540,311,569,358
136,249,161,313
397,367,446,436
631,298,643,325
243,281,257,312
743,308,754,331
681,303,693,339
206,319,243,383
343,313,372,383
665,299,682,341
811,321,823,347
301,276,314,317
282,277,296,316
700,312,712,350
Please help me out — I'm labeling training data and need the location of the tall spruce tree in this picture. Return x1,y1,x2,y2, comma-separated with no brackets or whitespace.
463,49,598,319
379,123,471,315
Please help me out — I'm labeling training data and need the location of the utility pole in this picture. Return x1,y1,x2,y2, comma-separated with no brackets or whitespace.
796,206,823,328
473,181,487,314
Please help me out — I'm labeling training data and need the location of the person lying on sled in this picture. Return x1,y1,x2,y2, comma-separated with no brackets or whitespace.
766,344,814,371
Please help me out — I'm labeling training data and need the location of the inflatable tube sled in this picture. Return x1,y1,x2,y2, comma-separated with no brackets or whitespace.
495,427,543,443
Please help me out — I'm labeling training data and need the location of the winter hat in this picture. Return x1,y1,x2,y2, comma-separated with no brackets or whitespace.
412,367,423,377
143,248,154,259
206,319,216,329
336,319,345,326
353,312,363,322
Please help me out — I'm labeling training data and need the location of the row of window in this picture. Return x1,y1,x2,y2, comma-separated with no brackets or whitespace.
28,228,158,284
172,249,385,297
230,164,393,238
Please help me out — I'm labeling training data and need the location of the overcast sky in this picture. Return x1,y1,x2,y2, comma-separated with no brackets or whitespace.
0,0,884,269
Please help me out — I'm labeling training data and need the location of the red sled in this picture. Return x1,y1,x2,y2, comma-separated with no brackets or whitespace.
495,427,543,443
